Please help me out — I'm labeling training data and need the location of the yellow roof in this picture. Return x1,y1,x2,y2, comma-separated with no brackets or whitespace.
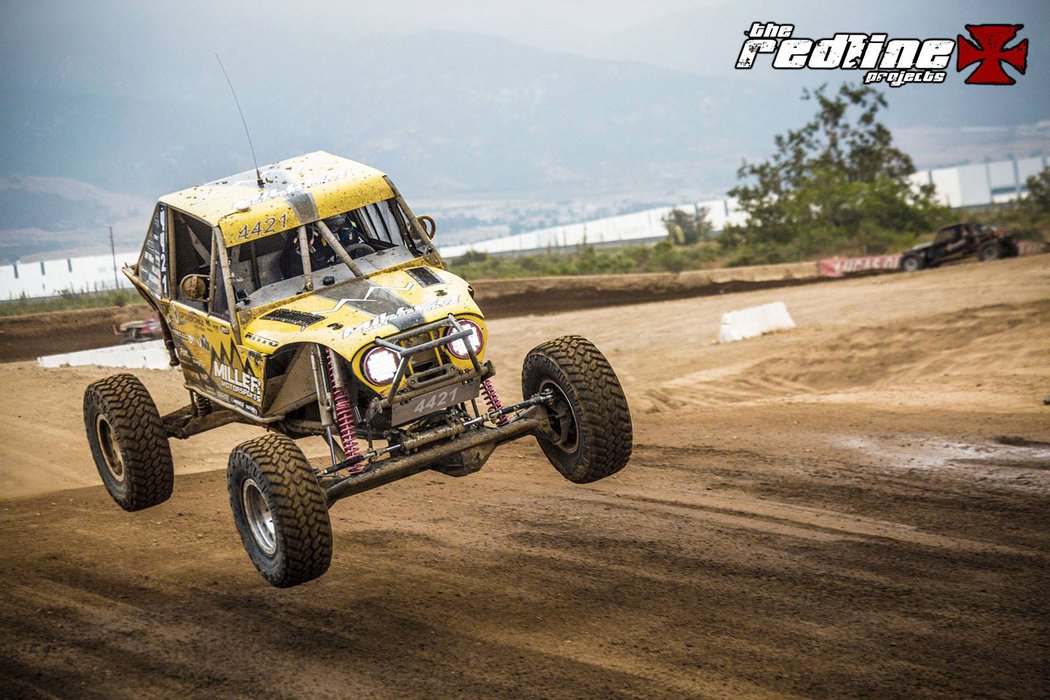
159,151,394,247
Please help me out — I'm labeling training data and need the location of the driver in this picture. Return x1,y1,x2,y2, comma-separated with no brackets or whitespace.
323,213,375,259
324,214,354,247
278,228,333,279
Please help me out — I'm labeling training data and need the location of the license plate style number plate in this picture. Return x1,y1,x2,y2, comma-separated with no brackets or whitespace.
390,379,481,426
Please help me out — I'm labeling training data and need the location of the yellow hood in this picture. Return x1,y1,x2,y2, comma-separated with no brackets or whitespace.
239,266,483,361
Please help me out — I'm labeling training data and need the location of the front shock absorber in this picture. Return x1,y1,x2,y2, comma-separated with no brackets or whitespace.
481,378,509,426
322,348,361,461
190,390,212,417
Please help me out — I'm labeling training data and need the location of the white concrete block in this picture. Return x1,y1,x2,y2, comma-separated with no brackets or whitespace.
37,340,173,370
718,301,796,344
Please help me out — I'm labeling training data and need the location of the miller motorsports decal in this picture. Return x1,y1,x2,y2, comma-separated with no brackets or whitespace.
736,21,1028,86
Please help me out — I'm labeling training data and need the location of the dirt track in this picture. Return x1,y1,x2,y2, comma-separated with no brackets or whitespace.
1,255,1049,698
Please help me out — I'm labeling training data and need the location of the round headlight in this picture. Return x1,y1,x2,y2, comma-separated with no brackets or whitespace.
361,346,399,385
446,319,483,359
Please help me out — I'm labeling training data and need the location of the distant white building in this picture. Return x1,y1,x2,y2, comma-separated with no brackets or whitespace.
437,198,747,259
913,156,1048,207
1,156,1046,299
0,251,138,300
439,155,1049,259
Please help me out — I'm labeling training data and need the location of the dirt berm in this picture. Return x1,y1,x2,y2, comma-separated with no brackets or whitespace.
0,261,820,362
470,261,821,317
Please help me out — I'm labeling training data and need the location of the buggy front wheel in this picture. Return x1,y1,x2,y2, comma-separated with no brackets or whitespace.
227,433,332,587
522,335,632,484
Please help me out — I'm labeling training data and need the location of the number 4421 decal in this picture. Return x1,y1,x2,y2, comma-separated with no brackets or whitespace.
237,213,288,240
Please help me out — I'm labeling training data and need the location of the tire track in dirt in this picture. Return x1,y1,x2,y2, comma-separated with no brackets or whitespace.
639,299,1050,412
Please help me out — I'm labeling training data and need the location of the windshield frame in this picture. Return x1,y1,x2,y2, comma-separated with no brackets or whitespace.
225,196,430,311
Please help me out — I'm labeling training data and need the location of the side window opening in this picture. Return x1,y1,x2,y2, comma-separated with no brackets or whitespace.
172,211,214,310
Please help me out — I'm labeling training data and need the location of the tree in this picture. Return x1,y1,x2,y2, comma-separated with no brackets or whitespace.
973,166,1050,240
721,83,948,264
663,206,713,246
1022,167,1050,216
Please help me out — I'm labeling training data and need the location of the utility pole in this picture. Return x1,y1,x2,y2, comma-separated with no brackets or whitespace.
109,226,119,289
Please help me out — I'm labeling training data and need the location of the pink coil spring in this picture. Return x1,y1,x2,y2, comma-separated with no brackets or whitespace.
323,351,360,461
481,378,509,426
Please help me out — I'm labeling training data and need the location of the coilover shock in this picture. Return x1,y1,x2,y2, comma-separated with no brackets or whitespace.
322,348,361,462
481,378,509,426
190,390,212,416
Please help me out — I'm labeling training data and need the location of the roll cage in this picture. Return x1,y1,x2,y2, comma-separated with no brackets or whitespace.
152,195,436,322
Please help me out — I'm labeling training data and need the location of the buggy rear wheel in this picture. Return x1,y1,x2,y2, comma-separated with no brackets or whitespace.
522,335,632,483
227,433,332,587
83,373,174,511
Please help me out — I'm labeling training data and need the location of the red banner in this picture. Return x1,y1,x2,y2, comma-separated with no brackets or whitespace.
818,255,901,278
1017,240,1048,256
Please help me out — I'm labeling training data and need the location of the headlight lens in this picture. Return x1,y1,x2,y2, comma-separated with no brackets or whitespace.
361,346,399,385
445,319,483,359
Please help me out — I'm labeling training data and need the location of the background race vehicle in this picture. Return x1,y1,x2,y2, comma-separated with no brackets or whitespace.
899,222,1019,272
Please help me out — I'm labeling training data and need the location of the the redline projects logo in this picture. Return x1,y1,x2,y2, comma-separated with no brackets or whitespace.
735,22,1028,87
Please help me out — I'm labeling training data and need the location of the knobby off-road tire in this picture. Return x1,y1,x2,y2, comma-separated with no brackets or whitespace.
227,433,332,587
522,335,632,483
900,255,924,272
978,242,1003,262
83,373,174,511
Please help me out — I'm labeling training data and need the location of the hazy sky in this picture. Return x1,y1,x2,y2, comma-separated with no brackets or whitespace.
2,1,1045,174
323,0,714,33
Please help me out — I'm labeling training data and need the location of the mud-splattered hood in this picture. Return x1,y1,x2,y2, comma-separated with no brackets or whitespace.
238,265,482,358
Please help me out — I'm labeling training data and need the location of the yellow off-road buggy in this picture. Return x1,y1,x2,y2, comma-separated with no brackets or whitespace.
83,152,632,587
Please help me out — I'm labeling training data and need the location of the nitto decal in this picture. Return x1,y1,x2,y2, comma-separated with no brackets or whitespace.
245,331,279,347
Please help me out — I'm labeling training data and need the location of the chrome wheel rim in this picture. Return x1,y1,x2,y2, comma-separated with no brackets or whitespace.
539,379,580,454
95,414,125,483
242,479,277,555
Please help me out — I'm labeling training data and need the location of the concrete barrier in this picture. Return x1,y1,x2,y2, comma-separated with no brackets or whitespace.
37,340,172,370
718,301,796,344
